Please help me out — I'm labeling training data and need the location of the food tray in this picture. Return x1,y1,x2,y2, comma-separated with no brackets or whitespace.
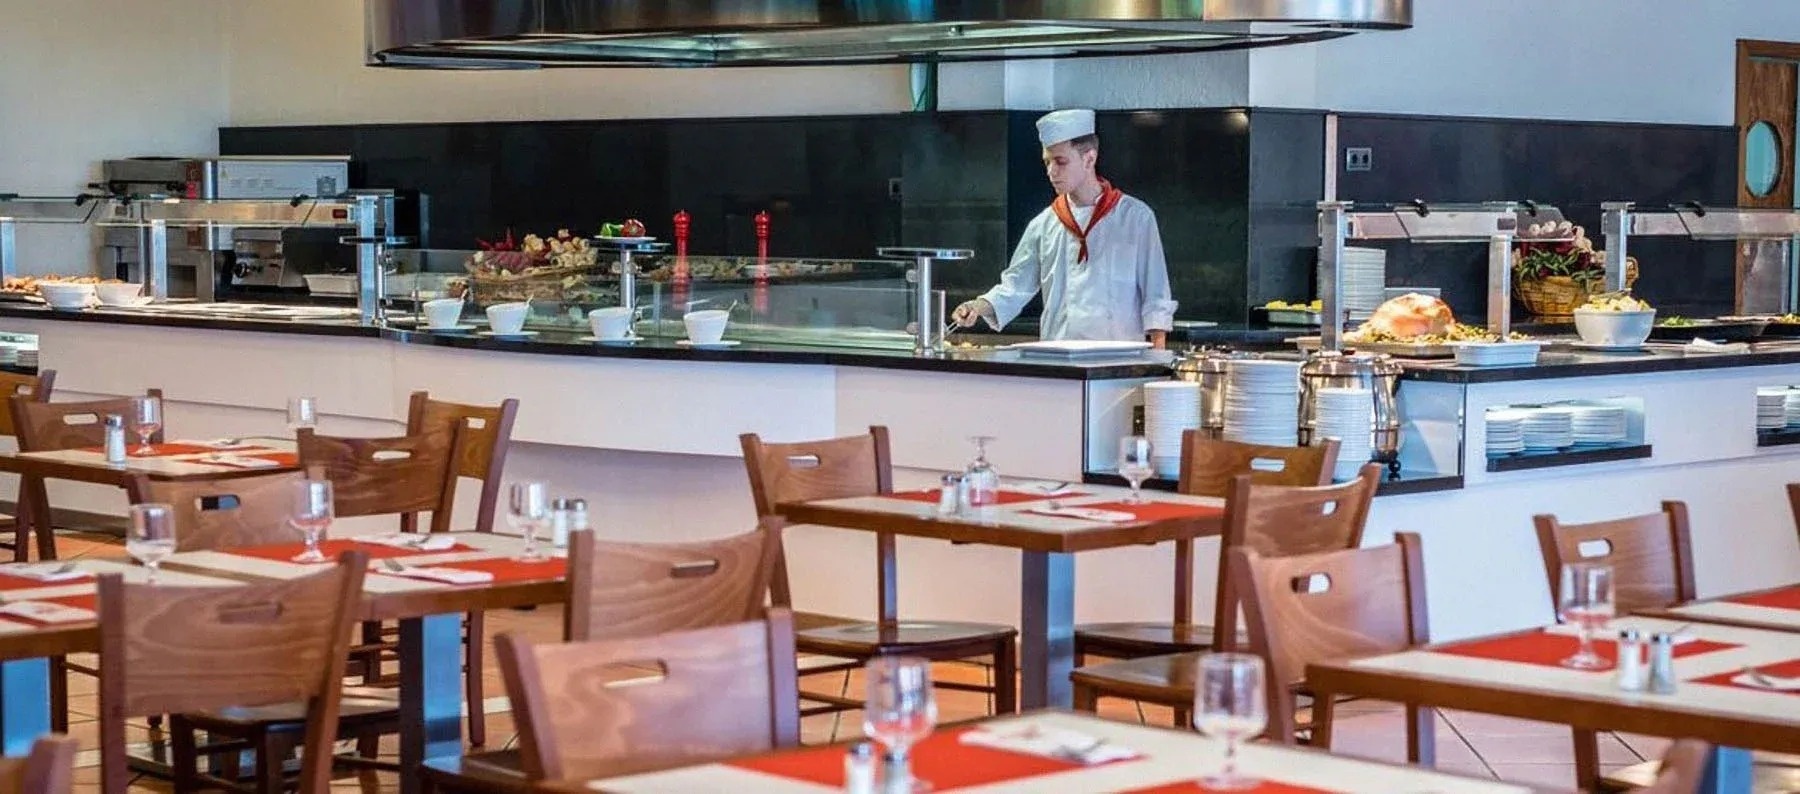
1450,340,1544,367
1292,336,1456,359
1647,320,1766,343
1254,307,1322,327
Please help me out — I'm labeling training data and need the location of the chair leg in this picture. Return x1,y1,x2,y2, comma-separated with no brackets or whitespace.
1572,728,1601,792
9,516,26,564
992,641,1017,715
48,657,67,733
1173,706,1192,730
168,716,199,793
1309,696,1336,749
256,729,285,794
29,488,54,562
465,610,487,748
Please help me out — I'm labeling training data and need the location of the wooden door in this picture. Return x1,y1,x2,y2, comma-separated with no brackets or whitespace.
1735,41,1800,312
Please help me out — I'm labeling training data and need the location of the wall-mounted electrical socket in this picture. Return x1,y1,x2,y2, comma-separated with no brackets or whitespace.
1345,147,1373,172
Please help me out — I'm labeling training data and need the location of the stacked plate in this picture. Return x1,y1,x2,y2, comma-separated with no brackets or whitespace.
1786,392,1800,429
1569,404,1628,445
1314,387,1374,481
1223,359,1301,447
1142,381,1201,478
1522,407,1575,451
1342,247,1387,322
1758,388,1790,430
1485,409,1527,456
15,345,37,370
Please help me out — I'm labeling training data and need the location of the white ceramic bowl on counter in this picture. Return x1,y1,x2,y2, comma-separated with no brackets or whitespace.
421,298,466,329
37,282,95,310
94,282,144,306
588,307,635,340
485,302,531,335
683,310,730,344
1572,307,1655,347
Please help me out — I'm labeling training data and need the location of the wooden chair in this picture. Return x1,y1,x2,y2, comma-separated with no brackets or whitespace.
97,553,366,794
8,383,150,563
1231,533,1433,761
1785,482,1800,548
1068,463,1382,723
1640,740,1711,794
1536,502,1700,793
0,734,75,794
496,608,801,782
0,369,53,562
1073,434,1339,663
126,470,308,551
740,427,1018,718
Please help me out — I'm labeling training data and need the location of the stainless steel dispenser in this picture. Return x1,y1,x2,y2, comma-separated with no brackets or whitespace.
1299,351,1404,474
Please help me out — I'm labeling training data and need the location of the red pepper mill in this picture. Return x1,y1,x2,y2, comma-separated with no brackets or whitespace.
672,210,691,309
753,210,771,316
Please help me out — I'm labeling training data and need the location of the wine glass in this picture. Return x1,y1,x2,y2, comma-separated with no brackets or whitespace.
509,481,550,562
126,503,177,585
1559,562,1616,669
1193,652,1268,791
1117,436,1154,503
289,479,333,563
131,395,161,456
287,396,318,434
863,657,937,792
963,436,999,510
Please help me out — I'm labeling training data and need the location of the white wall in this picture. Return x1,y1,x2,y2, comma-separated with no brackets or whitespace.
0,0,227,274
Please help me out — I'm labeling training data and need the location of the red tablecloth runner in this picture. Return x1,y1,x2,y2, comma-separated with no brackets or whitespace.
1726,585,1800,611
1124,781,1337,793
1078,501,1224,522
1689,657,1800,696
226,539,477,562
730,727,1083,790
1435,629,1738,668
884,489,1085,506
429,556,566,585
0,572,92,592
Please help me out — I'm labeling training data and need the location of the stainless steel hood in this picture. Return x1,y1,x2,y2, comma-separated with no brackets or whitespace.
366,1,1411,68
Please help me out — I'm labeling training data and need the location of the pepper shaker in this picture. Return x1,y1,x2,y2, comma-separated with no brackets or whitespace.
103,414,126,464
879,747,912,794
551,497,588,548
1614,629,1645,691
937,474,961,515
1646,632,1678,695
843,741,876,794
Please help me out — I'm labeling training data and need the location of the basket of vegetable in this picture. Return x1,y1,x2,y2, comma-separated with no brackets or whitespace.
458,229,599,306
1513,221,1638,318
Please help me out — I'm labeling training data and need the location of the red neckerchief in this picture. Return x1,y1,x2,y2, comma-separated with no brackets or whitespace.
1050,179,1124,263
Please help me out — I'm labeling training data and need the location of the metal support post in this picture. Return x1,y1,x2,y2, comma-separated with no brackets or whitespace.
1317,201,1350,352
1600,202,1633,293
1487,233,1513,340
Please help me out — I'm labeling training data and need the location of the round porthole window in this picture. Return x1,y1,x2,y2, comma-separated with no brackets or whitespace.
1745,120,1781,197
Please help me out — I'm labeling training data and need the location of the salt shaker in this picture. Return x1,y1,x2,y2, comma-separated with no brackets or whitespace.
843,741,876,794
1614,629,1645,691
937,474,961,515
1646,632,1678,695
880,748,912,794
103,414,126,463
551,497,588,548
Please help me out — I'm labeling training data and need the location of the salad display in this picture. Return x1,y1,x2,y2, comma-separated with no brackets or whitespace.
1579,293,1653,313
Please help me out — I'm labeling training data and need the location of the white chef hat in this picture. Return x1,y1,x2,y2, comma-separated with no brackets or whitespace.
1036,109,1096,147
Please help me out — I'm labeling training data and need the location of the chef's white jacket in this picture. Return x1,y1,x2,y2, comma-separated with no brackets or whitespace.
978,194,1178,341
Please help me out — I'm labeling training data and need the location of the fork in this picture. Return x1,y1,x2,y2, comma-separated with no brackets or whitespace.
381,558,409,574
1052,737,1109,764
1742,666,1800,689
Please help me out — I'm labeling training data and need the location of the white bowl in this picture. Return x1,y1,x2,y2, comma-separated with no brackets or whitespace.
422,298,466,329
1572,308,1655,347
37,282,95,309
94,282,143,306
485,302,531,335
588,307,635,340
683,309,730,344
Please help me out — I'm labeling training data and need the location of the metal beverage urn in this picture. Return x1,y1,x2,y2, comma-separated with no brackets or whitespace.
1298,351,1404,474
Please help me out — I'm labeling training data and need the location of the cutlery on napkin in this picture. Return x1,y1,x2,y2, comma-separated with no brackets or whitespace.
959,725,1139,765
1014,480,1080,497
1025,506,1137,523
0,563,85,582
358,533,458,551
201,438,256,449
0,600,96,624
1735,666,1800,691
377,560,493,585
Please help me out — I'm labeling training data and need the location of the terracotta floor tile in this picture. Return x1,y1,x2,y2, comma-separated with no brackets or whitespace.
1323,711,1479,766
1615,731,1672,761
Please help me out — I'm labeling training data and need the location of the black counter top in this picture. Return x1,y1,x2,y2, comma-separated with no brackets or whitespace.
1399,340,1800,383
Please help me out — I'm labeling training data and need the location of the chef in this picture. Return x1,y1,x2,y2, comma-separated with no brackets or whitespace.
951,108,1177,347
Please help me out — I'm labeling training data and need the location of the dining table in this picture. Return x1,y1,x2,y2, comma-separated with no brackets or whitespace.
1636,581,1800,634
778,481,1225,710
569,709,1548,793
1306,615,1800,794
0,436,302,486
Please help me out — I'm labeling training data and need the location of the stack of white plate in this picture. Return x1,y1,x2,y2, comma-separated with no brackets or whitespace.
1785,392,1800,428
1522,407,1575,451
1223,359,1301,447
1342,247,1387,322
1485,409,1527,456
1570,404,1628,445
1758,388,1790,430
1142,381,1201,477
0,345,19,367
16,346,38,370
1314,387,1374,480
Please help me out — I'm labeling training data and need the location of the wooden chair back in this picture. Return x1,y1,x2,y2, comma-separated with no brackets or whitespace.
296,428,455,523
125,470,308,552
1230,532,1428,742
1206,464,1382,643
1534,501,1696,614
0,369,54,439
1786,483,1800,549
1178,433,1338,498
10,387,162,452
739,427,892,614
565,519,784,642
1639,740,1711,794
97,553,365,794
406,391,518,533
498,608,801,782
0,735,76,794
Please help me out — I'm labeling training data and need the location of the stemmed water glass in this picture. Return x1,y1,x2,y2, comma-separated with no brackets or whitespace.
131,395,162,456
864,657,937,792
289,479,334,563
287,396,318,434
1117,436,1154,503
126,503,177,585
1559,562,1616,669
1193,652,1268,791
963,436,999,510
509,481,550,562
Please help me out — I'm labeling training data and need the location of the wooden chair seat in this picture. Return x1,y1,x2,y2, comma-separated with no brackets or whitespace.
179,694,400,732
1599,751,1800,793
419,751,528,794
796,620,1017,657
1074,621,1248,659
1071,651,1197,709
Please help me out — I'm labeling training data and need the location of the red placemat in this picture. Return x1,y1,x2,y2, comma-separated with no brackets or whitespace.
1726,585,1800,611
77,442,219,458
1689,657,1800,696
1435,629,1738,668
226,538,477,563
1124,781,1337,793
248,451,299,467
730,727,1083,790
432,556,566,585
0,572,92,592
884,489,1086,506
1078,501,1225,523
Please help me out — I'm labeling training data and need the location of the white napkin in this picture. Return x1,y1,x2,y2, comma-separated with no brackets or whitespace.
959,725,1139,765
1012,480,1083,497
1685,339,1750,354
376,565,493,585
201,454,282,469
356,534,458,551
0,601,96,624
0,564,87,582
1025,506,1137,523
1731,670,1800,691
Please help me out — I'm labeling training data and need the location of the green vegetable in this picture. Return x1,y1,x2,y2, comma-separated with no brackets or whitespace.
1658,316,1696,327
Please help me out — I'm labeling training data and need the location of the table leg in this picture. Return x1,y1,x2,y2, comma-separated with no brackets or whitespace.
1698,747,1752,794
1019,551,1075,709
0,659,49,756
398,614,464,794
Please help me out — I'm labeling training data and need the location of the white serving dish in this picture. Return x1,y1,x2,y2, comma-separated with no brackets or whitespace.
37,282,95,309
421,298,466,329
1572,307,1655,347
589,306,635,340
1450,340,1545,367
303,273,357,296
485,302,531,335
94,282,143,306
1007,340,1154,358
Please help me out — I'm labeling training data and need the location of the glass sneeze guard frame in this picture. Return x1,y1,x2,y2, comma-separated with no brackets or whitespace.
0,196,108,285
1600,202,1800,315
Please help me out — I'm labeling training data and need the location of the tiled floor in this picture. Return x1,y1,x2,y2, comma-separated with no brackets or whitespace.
43,531,1673,792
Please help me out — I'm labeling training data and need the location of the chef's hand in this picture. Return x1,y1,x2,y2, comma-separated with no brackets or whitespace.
1149,329,1167,350
952,299,994,329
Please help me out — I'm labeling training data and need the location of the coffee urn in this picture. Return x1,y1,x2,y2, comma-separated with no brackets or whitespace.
1298,351,1403,474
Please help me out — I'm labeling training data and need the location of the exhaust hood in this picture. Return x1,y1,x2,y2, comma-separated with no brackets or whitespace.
366,1,1411,68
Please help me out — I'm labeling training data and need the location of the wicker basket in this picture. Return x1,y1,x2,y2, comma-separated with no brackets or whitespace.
460,262,599,307
1515,256,1639,318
